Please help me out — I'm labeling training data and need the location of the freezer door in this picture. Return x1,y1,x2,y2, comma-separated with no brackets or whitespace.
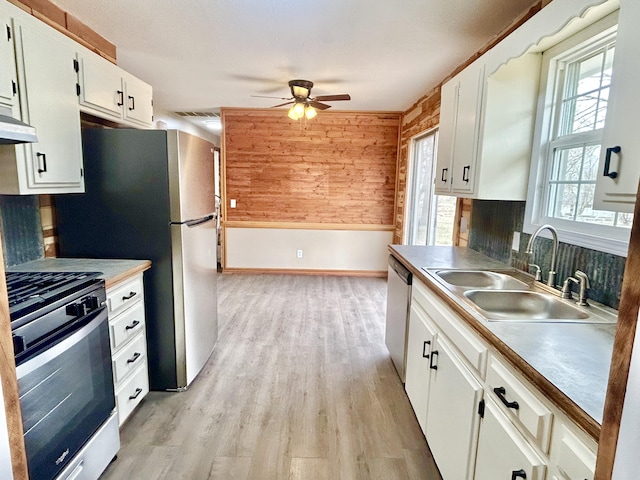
168,130,216,221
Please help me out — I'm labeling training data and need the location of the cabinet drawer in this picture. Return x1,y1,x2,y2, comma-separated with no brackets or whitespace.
552,424,596,480
412,280,488,376
115,361,149,426
486,355,553,452
112,333,147,385
107,275,143,316
109,301,145,351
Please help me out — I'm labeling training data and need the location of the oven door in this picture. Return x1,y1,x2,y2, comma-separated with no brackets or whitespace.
15,306,115,480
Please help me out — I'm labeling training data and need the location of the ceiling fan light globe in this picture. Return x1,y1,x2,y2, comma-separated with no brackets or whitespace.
287,107,299,120
304,106,317,119
292,102,305,118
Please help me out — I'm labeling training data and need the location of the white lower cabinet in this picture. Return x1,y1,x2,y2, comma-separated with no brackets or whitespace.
107,273,149,426
405,303,437,434
474,398,546,480
407,278,597,480
426,335,483,480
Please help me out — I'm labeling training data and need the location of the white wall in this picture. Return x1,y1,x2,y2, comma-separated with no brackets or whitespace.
153,109,220,145
612,309,640,479
225,228,392,272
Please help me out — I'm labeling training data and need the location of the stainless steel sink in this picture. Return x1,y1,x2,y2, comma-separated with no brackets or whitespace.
463,290,590,321
433,269,529,290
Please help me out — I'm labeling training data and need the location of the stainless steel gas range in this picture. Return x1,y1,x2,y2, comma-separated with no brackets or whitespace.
8,271,120,480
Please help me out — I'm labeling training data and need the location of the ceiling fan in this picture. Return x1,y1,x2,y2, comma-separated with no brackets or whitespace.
252,79,351,119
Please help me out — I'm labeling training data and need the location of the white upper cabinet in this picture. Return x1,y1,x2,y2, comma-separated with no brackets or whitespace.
0,16,16,106
122,72,153,126
594,0,640,213
0,18,84,194
76,52,153,128
435,54,540,200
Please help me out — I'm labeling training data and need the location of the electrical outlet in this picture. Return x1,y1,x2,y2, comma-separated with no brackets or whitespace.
512,231,521,251
296,249,303,258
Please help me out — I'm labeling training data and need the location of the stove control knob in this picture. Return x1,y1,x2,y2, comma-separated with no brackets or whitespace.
83,296,100,311
66,302,87,318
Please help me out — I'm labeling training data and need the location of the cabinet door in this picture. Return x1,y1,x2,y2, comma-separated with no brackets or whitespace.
0,18,16,105
426,335,483,480
451,63,484,194
123,73,153,126
405,304,437,434
475,399,546,480
594,0,640,213
77,53,124,119
14,21,83,190
435,79,457,194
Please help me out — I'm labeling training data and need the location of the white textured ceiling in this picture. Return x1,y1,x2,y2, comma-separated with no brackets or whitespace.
51,0,537,114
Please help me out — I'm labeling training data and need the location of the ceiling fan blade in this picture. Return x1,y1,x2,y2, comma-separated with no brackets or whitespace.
271,101,295,108
313,94,351,102
251,95,292,100
308,101,332,110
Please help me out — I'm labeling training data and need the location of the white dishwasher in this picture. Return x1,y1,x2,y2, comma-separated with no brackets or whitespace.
385,255,412,383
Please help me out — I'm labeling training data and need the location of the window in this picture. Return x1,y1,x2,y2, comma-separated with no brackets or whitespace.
406,129,455,246
524,11,631,256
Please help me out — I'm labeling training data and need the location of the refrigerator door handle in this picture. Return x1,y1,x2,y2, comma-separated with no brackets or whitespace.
169,213,216,228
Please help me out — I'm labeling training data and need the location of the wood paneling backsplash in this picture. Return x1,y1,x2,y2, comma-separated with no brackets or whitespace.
222,109,401,225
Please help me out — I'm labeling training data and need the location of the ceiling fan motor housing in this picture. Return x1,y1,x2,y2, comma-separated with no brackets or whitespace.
289,79,314,99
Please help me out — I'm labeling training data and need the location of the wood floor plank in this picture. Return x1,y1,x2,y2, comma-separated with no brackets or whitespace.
100,273,441,480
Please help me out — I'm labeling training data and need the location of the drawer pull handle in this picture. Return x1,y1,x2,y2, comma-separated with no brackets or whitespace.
429,350,438,370
125,320,140,330
603,145,621,179
122,291,137,301
462,165,470,182
129,387,143,400
116,90,124,106
494,386,519,410
127,352,141,364
422,340,431,358
511,469,526,480
441,168,448,183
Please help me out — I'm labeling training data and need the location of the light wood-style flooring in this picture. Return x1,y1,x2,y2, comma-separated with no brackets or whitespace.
101,274,441,479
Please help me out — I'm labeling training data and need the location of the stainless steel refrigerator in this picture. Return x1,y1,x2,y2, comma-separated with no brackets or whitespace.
55,128,218,391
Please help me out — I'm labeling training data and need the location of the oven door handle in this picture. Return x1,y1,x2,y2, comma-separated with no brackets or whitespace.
15,307,108,377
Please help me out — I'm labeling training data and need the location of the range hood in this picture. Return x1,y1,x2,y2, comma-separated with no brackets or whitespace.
0,110,37,144
0,113,38,144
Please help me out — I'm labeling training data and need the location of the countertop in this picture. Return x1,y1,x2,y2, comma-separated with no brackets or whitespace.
8,258,152,289
389,245,616,440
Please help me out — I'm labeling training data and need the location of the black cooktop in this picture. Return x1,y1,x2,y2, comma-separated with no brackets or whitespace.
6,271,102,321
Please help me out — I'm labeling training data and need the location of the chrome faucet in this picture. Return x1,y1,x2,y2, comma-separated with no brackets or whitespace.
525,224,559,288
574,270,590,306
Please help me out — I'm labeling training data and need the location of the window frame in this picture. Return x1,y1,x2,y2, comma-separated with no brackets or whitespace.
523,10,629,256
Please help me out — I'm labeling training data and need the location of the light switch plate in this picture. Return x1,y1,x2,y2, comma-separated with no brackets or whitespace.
230,199,236,208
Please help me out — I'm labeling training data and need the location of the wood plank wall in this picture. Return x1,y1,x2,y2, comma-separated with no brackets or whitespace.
222,109,401,226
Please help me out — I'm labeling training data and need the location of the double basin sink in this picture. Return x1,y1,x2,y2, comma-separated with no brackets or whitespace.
424,268,615,324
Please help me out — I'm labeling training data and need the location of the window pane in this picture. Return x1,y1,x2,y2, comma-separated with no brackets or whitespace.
408,132,437,245
576,51,605,96
582,144,600,180
433,195,455,246
551,146,583,182
548,182,577,220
